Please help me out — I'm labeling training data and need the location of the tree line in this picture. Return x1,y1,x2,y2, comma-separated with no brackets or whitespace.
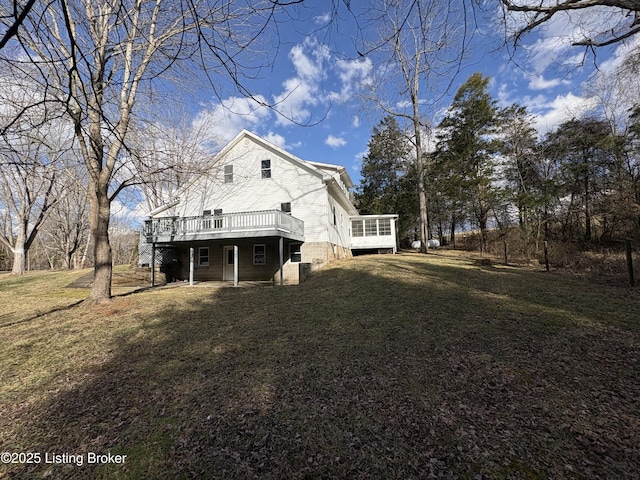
2,0,639,301
356,72,640,257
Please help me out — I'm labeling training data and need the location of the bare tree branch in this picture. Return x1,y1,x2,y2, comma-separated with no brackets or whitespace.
500,0,640,47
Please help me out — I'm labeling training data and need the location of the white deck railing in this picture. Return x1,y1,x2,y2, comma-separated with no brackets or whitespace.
144,209,304,240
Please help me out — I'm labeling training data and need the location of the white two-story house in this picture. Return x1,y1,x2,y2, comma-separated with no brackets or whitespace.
141,130,398,285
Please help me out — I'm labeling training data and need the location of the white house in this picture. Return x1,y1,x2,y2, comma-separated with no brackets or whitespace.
141,130,398,285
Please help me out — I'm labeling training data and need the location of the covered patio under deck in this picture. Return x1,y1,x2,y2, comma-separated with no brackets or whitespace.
143,210,304,287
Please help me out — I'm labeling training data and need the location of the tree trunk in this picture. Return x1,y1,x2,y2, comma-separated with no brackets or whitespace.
413,119,429,254
11,246,26,275
89,182,113,302
450,216,456,248
10,223,27,274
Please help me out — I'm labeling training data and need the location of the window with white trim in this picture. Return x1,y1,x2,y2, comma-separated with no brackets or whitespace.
365,219,377,236
352,220,364,237
261,159,271,179
378,218,392,235
290,243,302,263
253,244,266,265
198,247,209,266
224,165,233,183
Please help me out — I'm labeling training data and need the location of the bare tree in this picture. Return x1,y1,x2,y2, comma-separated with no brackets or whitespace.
127,112,222,213
0,139,63,274
359,0,472,252
499,0,640,47
1,0,306,302
0,70,74,274
39,170,90,269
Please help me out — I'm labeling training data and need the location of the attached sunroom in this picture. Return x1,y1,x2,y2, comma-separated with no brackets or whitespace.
350,214,399,254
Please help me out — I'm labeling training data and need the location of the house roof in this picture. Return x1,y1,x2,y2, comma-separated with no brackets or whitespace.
148,129,357,217
218,130,317,175
218,130,357,215
224,130,354,187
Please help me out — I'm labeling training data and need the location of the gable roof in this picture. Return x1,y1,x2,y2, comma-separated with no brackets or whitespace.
148,129,357,217
220,130,327,180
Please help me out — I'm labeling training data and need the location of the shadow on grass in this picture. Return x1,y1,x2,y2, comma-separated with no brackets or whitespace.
3,254,639,479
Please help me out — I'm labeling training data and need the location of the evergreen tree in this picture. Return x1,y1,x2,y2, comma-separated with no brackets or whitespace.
500,104,545,255
542,118,613,241
435,73,502,253
356,116,418,238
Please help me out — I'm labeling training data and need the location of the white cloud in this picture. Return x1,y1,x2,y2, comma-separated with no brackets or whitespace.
352,115,360,128
328,57,373,103
325,134,346,148
528,75,566,90
263,131,301,150
352,149,368,175
194,37,373,136
273,37,329,126
274,38,374,126
314,12,331,25
531,92,598,135
192,95,271,142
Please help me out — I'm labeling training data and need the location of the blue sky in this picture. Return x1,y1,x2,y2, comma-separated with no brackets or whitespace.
121,2,640,222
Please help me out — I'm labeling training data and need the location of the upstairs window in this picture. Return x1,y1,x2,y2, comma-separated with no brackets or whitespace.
281,202,291,214
261,159,271,179
213,209,223,228
224,165,233,183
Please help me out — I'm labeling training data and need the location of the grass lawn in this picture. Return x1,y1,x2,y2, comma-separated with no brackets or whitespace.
0,252,638,479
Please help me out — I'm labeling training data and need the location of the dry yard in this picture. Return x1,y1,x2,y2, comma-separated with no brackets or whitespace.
0,252,638,479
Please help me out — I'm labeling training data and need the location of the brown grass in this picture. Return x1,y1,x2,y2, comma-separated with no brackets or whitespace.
1,252,638,479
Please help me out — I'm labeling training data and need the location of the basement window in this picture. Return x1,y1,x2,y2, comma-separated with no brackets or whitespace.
290,243,302,263
198,247,209,266
253,244,266,265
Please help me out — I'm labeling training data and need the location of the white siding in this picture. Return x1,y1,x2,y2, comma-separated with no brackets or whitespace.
350,215,398,251
154,133,345,245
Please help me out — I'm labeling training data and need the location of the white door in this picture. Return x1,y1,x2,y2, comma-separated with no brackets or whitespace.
223,246,235,281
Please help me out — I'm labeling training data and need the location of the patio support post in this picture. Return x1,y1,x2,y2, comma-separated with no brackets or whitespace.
233,245,238,287
279,236,284,286
151,243,156,287
189,247,194,286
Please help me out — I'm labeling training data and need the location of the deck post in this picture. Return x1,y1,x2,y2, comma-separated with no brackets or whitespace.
150,243,156,287
233,245,239,287
189,247,194,286
279,236,284,286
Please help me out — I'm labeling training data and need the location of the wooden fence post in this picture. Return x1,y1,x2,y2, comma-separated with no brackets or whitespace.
625,240,635,287
503,239,508,265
